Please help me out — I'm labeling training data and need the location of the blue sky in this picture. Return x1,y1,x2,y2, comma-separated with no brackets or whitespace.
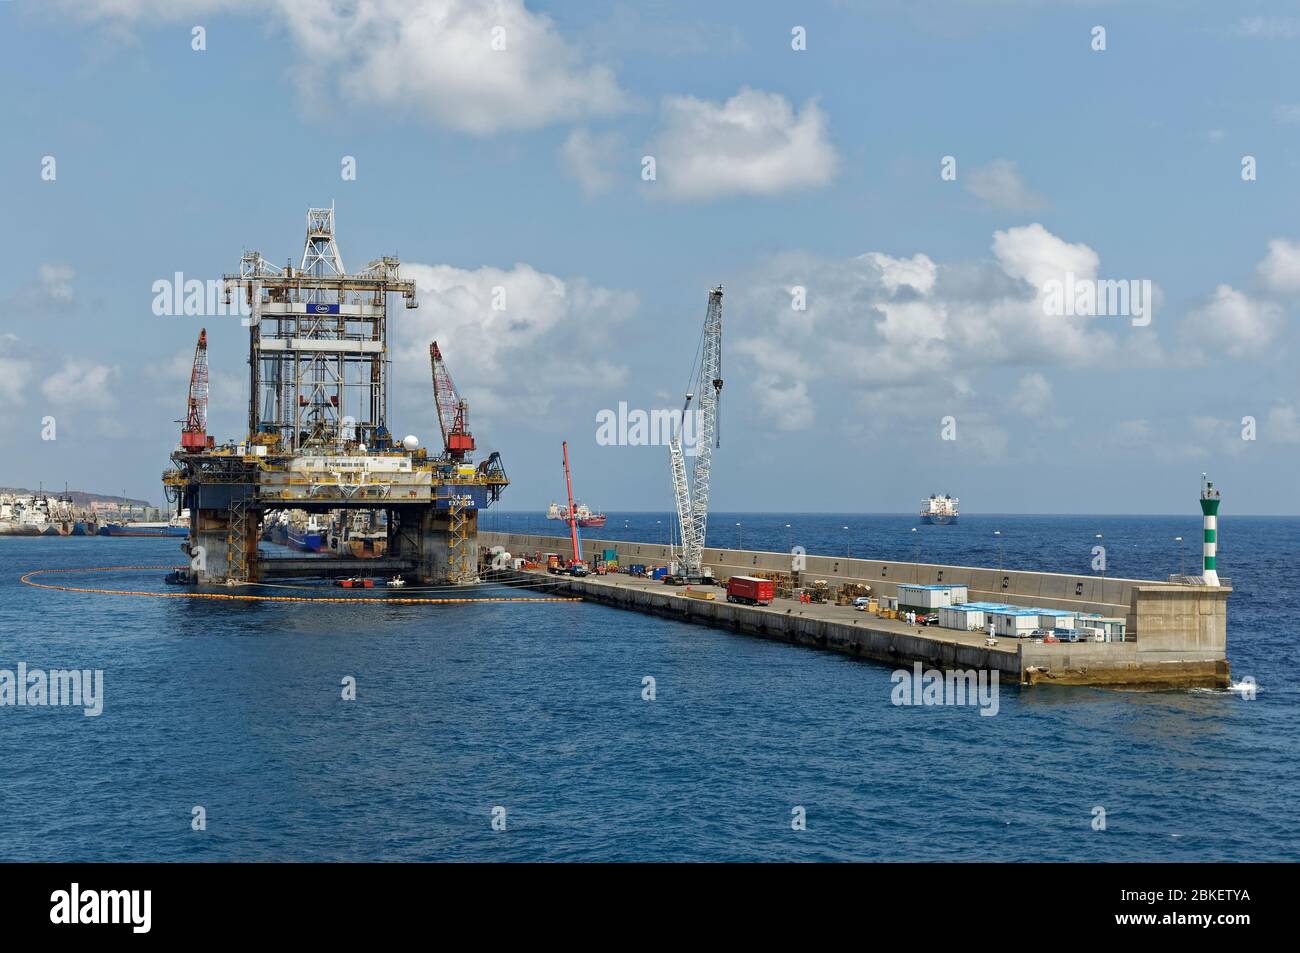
1,0,1297,514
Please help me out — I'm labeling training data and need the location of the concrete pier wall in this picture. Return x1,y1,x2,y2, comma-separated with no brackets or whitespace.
482,532,1232,690
481,532,1140,614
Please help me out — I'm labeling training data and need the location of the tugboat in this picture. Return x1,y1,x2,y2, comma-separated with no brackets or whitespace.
918,494,959,525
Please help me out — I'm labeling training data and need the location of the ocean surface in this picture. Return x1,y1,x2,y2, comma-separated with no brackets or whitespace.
1,513,1297,862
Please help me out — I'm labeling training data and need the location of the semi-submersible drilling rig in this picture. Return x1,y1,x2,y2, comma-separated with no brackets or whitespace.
164,207,507,585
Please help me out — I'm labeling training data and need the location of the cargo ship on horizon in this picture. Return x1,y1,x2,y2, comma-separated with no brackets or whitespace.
919,494,959,525
546,501,607,528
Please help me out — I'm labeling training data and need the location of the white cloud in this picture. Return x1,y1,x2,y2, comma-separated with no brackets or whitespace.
965,420,1010,460
145,349,243,416
391,262,635,426
992,222,1098,289
39,264,75,302
1011,372,1051,416
1273,104,1300,124
732,224,1144,428
41,360,120,408
649,87,838,200
1182,284,1282,359
56,0,257,15
0,336,33,408
1110,419,1152,449
751,375,814,431
1232,16,1300,39
61,0,627,134
1257,238,1300,292
1266,404,1300,444
864,252,936,295
559,127,623,195
965,159,1046,211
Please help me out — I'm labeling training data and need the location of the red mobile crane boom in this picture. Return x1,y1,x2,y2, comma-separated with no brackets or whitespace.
429,341,475,460
180,328,212,450
562,441,582,568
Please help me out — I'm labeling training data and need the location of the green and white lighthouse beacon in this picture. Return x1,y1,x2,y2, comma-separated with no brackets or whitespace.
1199,473,1222,587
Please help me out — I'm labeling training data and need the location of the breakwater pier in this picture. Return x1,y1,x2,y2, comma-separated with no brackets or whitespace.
481,531,1231,690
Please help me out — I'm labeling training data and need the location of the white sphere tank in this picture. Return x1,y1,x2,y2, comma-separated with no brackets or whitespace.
402,434,420,451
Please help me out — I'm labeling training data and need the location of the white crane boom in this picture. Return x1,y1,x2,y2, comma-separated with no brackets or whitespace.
669,410,694,568
669,286,723,578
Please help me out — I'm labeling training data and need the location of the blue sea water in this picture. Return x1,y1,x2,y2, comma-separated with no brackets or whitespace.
1,513,1297,862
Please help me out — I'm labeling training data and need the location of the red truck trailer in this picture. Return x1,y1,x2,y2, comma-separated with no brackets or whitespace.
726,576,775,606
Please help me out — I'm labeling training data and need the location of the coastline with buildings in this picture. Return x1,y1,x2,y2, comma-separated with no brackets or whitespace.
0,490,168,537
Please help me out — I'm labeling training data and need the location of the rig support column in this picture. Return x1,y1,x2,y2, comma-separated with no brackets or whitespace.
186,492,260,585
416,505,480,585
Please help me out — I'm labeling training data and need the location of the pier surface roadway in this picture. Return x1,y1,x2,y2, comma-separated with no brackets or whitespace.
531,568,1019,656
511,568,1231,689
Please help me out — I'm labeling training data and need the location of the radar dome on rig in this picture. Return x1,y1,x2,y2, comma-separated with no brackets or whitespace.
402,435,420,451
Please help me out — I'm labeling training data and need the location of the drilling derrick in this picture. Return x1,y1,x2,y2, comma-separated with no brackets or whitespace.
163,207,508,586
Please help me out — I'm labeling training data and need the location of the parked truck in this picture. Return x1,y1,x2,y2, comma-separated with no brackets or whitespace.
726,575,775,606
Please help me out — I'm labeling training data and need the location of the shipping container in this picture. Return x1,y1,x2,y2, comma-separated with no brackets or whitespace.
726,575,775,605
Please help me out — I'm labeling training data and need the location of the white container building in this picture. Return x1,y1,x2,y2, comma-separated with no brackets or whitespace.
897,584,969,610
1073,616,1128,642
938,601,1017,631
938,604,987,631
990,608,1044,638
1038,609,1077,629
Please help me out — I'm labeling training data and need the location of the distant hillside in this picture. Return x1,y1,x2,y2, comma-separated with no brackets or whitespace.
0,487,154,507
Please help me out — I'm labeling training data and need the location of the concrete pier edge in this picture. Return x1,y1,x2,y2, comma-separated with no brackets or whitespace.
482,532,1231,691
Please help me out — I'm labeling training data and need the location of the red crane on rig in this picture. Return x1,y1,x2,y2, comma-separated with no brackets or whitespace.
429,341,475,460
179,328,213,450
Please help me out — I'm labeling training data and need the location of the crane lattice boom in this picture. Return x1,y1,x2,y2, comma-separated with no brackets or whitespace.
430,341,475,460
670,286,723,578
180,328,210,450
